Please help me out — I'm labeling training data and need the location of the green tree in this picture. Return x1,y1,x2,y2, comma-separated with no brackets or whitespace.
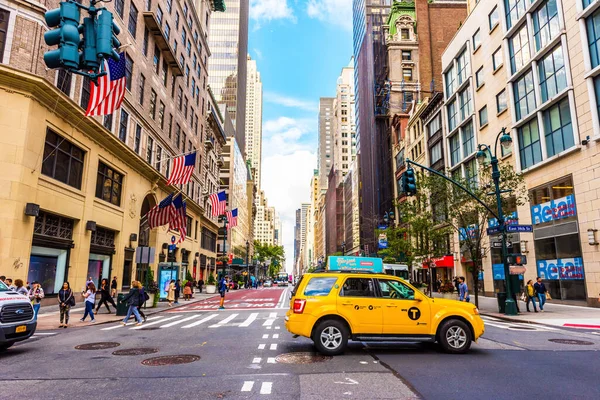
254,241,286,278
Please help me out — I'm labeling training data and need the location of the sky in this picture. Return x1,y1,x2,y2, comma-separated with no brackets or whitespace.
247,0,353,272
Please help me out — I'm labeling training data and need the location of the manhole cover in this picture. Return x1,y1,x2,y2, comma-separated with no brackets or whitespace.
141,355,201,366
275,352,332,364
548,339,594,345
75,342,120,350
113,348,159,356
508,326,536,330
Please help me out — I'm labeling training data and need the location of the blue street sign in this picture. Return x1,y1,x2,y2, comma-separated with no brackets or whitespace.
171,235,176,244
168,244,176,252
486,226,502,235
506,225,533,233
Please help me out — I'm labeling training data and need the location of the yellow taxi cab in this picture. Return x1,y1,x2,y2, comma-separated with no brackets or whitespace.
285,270,484,355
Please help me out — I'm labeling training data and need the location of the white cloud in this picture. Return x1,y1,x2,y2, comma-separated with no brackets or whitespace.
306,0,353,31
262,150,316,272
250,0,296,23
253,48,263,60
262,116,315,156
264,92,319,112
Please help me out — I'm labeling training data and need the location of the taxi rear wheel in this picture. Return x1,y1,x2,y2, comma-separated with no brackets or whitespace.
313,320,348,356
439,319,472,354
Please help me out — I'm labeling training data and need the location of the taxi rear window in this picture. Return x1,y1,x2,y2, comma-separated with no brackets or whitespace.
303,277,338,296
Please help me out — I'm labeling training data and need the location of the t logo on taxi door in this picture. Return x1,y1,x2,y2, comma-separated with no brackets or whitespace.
408,307,421,320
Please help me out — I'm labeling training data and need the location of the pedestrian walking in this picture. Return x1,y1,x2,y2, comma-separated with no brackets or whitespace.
525,280,538,312
58,282,74,328
86,276,94,288
96,278,117,313
14,279,28,296
453,276,460,295
174,279,181,304
28,281,44,319
183,281,192,300
534,277,548,312
80,282,96,323
218,275,229,310
197,279,204,294
5,278,16,291
121,281,143,326
137,284,149,322
111,276,118,297
167,280,175,307
458,277,470,303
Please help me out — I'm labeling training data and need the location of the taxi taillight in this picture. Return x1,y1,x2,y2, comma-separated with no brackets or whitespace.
293,299,306,314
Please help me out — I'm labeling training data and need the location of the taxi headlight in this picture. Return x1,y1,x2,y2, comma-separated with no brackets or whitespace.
473,307,480,315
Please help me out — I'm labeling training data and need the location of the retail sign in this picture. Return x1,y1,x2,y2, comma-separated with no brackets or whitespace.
492,264,524,280
537,257,584,280
531,194,577,225
488,212,518,228
506,225,533,233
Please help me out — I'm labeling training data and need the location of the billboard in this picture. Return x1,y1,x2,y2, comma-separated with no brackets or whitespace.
328,256,383,273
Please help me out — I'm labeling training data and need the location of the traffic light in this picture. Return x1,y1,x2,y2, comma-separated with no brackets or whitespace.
43,1,82,69
80,17,99,70
96,9,121,62
507,254,527,265
403,167,417,196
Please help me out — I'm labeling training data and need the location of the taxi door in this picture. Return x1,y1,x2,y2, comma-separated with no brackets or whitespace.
377,278,431,335
336,277,383,334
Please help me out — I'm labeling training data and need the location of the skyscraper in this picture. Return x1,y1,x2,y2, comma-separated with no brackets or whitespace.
208,0,249,149
333,58,356,176
245,56,263,187
317,97,335,189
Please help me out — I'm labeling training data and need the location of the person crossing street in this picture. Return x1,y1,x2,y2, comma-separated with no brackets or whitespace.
96,278,117,314
121,281,143,326
218,275,229,310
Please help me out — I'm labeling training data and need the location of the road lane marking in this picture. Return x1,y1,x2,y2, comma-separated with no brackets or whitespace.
260,382,272,394
266,326,272,330
181,314,218,328
276,289,288,308
272,334,279,339
252,358,262,364
262,334,269,339
263,319,275,326
275,326,280,330
101,316,161,330
258,344,266,350
241,381,254,392
269,312,277,318
160,315,200,328
269,344,277,350
32,332,57,336
267,357,276,364
239,312,259,327
130,316,180,330
209,313,239,328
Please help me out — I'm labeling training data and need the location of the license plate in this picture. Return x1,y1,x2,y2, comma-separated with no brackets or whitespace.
15,325,26,333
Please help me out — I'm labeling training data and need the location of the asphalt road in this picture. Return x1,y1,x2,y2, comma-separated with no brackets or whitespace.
1,287,599,399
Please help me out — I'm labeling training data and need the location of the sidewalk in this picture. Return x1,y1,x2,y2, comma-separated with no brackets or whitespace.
35,291,217,331
433,293,600,329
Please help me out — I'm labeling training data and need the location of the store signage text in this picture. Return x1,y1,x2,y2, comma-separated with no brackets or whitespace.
531,194,577,225
488,212,518,228
537,257,584,280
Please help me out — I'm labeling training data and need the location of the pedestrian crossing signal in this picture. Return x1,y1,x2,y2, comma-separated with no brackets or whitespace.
507,254,527,265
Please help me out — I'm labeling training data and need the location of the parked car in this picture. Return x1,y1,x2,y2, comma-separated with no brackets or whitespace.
0,281,37,351
264,280,273,287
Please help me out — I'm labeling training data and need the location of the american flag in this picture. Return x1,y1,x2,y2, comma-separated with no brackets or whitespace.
146,193,175,228
226,208,238,230
167,152,197,186
209,190,227,217
85,53,127,116
169,194,187,243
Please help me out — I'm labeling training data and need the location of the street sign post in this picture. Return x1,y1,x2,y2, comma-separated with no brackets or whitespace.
506,225,533,233
486,226,502,235
492,241,512,248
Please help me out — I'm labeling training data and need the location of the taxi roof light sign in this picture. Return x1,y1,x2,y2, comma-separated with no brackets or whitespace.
327,256,383,273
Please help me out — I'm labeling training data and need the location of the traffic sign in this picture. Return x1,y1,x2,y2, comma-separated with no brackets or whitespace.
171,235,176,244
168,244,176,252
486,226,502,235
492,241,513,248
506,225,533,233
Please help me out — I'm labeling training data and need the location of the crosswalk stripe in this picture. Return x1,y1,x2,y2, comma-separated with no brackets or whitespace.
241,381,254,392
181,314,218,328
209,313,239,328
258,344,266,350
275,326,280,330
273,334,279,339
260,382,273,395
262,334,269,339
270,343,277,350
266,326,272,330
267,357,276,364
130,316,180,330
252,357,262,364
239,313,258,327
269,312,277,318
101,316,161,330
160,315,200,328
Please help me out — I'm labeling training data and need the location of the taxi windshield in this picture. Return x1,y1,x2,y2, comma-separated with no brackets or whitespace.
0,281,8,292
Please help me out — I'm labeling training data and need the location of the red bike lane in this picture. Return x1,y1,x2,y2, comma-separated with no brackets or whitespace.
171,287,288,312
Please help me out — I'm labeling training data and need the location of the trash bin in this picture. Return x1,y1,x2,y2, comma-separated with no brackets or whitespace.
116,293,128,316
497,292,507,314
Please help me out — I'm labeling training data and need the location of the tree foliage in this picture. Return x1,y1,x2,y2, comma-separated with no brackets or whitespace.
254,241,286,277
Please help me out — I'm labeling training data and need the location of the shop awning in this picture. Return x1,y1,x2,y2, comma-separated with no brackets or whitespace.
422,255,454,269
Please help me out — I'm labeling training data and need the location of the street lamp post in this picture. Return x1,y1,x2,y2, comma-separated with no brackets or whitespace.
218,214,228,280
245,240,250,287
476,127,518,316
341,241,346,256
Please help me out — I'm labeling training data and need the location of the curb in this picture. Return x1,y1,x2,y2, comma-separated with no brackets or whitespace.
480,312,562,330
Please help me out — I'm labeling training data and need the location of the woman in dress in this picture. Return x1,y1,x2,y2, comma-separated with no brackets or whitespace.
167,280,176,307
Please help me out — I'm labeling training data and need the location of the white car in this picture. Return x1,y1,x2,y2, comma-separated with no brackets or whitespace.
0,281,36,351
264,280,273,287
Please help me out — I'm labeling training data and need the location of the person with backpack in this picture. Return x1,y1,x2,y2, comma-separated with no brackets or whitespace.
58,282,74,328
218,275,229,310
96,278,117,314
121,281,143,326
458,277,470,303
137,284,149,323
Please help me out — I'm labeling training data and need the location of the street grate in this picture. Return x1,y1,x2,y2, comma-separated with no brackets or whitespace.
113,348,159,356
275,352,332,364
548,339,594,345
141,355,201,366
75,342,120,350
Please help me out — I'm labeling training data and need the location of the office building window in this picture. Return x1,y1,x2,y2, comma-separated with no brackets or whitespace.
146,136,153,164
124,54,133,91
119,109,128,142
175,124,181,148
57,69,72,96
41,129,85,189
594,76,600,121
164,22,170,41
403,68,413,82
158,101,165,129
103,115,113,131
427,113,441,137
156,146,162,171
128,3,138,38
473,29,481,50
149,89,157,119
518,118,542,169
583,0,595,8
462,121,475,157
479,106,488,127
475,67,484,88
533,0,559,51
96,162,123,206
430,141,442,164
543,98,574,157
493,47,503,71
80,76,91,109
402,50,411,61
401,28,409,40
457,50,469,85
459,87,472,120
489,6,499,30
156,6,163,24
496,89,508,113
450,133,461,166
505,0,527,29
143,28,149,56
138,74,145,105
133,124,141,154
513,70,536,121
447,100,457,131
509,24,530,74
587,9,600,68
153,45,160,74
539,46,567,103
445,65,455,97
177,86,183,109
115,0,124,19
465,159,478,189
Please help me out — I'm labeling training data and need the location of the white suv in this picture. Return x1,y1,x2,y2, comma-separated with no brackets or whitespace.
0,281,37,351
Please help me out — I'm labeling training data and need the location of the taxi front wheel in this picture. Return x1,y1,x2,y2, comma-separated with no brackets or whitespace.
438,319,472,354
313,320,348,356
